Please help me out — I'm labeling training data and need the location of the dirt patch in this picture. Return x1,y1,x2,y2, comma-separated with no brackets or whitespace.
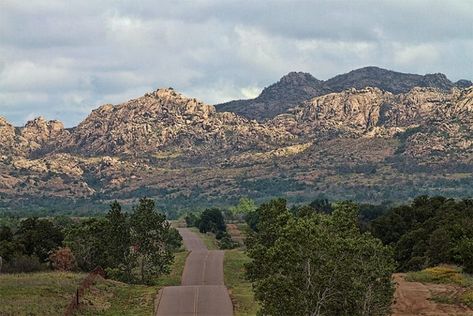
226,224,244,246
392,273,473,316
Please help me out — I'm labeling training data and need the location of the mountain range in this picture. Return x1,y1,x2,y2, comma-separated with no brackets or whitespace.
216,66,472,121
1,66,472,214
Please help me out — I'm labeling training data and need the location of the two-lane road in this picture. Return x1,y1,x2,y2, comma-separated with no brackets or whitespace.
155,228,233,316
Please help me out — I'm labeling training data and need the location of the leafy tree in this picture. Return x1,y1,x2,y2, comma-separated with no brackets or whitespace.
370,196,473,271
0,226,18,263
15,218,63,262
65,218,109,271
184,212,200,227
198,208,226,234
106,201,135,280
230,197,257,217
246,199,395,316
456,238,473,274
130,198,182,284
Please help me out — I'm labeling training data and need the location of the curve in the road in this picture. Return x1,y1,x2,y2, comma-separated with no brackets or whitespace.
155,228,233,316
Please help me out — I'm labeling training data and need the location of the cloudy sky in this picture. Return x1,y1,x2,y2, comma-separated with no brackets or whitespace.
1,0,472,126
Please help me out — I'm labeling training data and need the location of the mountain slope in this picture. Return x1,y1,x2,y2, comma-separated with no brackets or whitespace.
1,72,473,213
216,72,327,121
216,67,472,121
56,88,291,156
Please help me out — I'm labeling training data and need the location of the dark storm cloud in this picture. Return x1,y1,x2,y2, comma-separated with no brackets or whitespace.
0,0,472,126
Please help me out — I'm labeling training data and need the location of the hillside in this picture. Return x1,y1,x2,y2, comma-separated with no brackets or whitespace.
1,70,473,213
216,66,472,121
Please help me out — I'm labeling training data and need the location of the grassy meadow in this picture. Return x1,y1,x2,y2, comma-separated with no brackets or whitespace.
0,250,188,316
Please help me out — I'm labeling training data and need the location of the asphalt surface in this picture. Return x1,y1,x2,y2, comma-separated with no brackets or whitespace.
155,228,233,316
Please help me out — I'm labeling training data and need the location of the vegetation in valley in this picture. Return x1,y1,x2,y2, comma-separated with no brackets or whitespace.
370,196,473,273
185,207,239,250
245,198,395,315
0,197,182,282
3,194,473,315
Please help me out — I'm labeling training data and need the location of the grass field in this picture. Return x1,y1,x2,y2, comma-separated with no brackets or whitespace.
224,249,259,316
0,250,188,316
406,265,473,307
0,271,86,315
188,227,219,250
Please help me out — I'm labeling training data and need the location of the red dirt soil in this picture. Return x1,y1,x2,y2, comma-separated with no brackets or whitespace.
392,273,473,316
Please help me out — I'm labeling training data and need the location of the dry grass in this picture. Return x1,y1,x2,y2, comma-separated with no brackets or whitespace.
406,265,473,307
0,251,188,316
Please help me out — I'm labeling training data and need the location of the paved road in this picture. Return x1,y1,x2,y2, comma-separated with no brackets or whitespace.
156,228,233,316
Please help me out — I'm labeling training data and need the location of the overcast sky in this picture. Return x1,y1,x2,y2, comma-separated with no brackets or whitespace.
1,0,472,126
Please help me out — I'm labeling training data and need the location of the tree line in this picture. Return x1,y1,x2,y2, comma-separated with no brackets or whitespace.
0,198,181,284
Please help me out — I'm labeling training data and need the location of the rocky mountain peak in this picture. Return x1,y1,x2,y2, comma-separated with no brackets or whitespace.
0,117,16,154
455,79,473,89
259,71,323,100
277,71,321,85
57,88,289,155
217,67,472,121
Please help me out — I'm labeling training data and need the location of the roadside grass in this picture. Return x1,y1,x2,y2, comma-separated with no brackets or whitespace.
406,265,473,307
0,271,86,315
188,227,219,250
406,265,473,287
224,249,259,316
154,250,188,286
0,250,188,316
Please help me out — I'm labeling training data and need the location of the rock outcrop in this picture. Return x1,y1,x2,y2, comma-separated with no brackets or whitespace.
216,66,472,121
58,88,291,156
1,69,473,211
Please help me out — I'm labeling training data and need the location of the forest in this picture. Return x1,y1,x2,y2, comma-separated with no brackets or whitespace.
1,195,473,315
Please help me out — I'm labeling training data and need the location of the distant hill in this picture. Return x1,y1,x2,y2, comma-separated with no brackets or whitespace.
215,66,472,121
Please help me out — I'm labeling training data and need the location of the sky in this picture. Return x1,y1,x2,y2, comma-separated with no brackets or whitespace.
0,0,472,127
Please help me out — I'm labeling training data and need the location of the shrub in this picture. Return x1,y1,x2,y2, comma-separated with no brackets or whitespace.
49,247,76,271
218,236,238,249
2,255,47,273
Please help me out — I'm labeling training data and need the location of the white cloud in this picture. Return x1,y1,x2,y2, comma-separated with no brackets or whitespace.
394,44,440,66
0,0,471,126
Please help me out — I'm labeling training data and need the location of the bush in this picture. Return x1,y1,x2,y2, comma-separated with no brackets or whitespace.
215,230,226,240
198,208,225,234
2,255,47,273
218,235,238,249
49,247,76,271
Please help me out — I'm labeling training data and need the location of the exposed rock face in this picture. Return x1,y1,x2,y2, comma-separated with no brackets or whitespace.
272,87,471,134
0,117,16,154
1,71,473,212
216,66,472,121
20,117,69,154
58,88,291,155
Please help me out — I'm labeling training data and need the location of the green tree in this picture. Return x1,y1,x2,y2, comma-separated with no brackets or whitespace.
0,226,19,262
65,218,109,271
106,201,135,281
198,208,226,234
230,197,257,218
130,198,181,284
456,238,473,274
246,200,395,316
15,218,63,262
